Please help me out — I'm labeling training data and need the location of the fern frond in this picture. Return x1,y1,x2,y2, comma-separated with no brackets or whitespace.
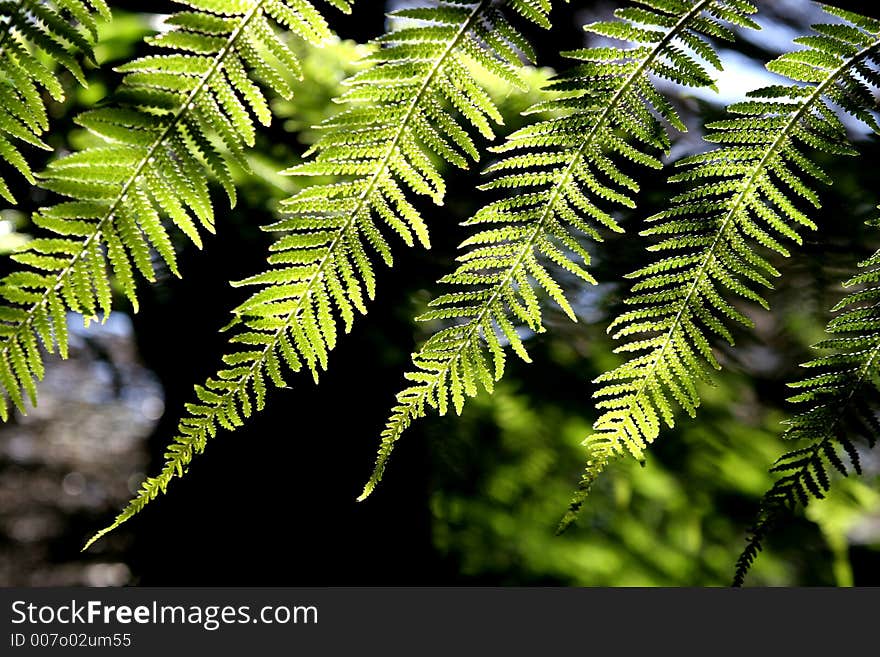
733,207,880,586
0,0,351,422
86,0,555,546
567,5,880,532
555,441,614,534
360,0,761,501
0,0,109,202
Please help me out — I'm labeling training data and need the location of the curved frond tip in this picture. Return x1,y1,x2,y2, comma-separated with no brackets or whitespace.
86,0,556,545
361,0,761,502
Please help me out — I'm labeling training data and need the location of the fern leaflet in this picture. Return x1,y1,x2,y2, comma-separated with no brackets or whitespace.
733,207,880,586
0,0,352,421
562,4,880,532
360,0,761,501
0,0,109,202
86,0,554,546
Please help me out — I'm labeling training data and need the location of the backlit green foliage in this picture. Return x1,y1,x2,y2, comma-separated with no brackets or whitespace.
360,0,761,501
734,207,880,585
0,0,863,575
0,0,351,422
0,0,109,202
86,0,556,545
560,5,880,532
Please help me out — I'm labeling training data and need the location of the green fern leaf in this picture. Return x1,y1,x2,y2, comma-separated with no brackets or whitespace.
0,0,352,422
86,0,555,546
360,0,760,501
733,206,880,586
566,5,880,533
0,0,109,202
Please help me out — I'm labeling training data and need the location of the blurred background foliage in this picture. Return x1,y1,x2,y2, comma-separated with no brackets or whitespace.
1,0,879,586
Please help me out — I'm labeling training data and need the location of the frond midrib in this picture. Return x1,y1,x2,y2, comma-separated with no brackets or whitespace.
601,37,880,453
0,0,271,388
